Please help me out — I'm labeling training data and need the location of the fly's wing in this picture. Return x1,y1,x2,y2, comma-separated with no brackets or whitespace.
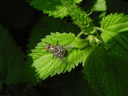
64,45,73,51
57,44,73,51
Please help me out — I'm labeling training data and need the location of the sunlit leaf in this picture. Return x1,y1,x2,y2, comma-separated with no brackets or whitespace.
27,33,85,80
30,0,82,18
91,0,107,12
101,13,128,54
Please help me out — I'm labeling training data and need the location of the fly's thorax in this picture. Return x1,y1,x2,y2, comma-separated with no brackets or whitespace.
54,47,66,56
49,45,66,57
48,45,59,53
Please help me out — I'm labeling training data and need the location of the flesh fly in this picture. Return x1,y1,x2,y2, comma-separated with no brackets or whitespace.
46,41,66,61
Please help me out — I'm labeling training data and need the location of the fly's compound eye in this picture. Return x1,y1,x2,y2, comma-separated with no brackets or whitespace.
48,44,50,46
46,44,50,50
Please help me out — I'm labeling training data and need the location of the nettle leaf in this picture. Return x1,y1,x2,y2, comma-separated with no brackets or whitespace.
81,35,103,66
87,13,128,96
91,0,107,12
70,38,88,49
83,46,107,96
30,0,82,18
0,24,26,85
28,16,80,52
27,33,85,80
83,45,128,96
104,54,128,96
83,30,128,96
101,13,128,53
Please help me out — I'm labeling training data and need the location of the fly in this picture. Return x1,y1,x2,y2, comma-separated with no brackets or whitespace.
46,41,66,61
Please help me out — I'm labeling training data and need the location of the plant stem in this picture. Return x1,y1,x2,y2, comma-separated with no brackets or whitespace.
95,28,103,42
95,27,104,32
76,31,84,38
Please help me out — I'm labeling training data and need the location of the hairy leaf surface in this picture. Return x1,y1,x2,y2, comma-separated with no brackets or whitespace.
105,55,128,96
83,46,107,96
101,13,128,54
83,45,128,96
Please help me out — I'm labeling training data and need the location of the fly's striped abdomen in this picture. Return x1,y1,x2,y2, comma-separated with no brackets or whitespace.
53,46,66,57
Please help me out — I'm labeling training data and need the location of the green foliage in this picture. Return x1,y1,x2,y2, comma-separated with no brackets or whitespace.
0,24,26,85
101,13,128,96
1,0,128,96
61,0,94,33
83,46,107,95
91,0,106,11
83,43,128,96
70,38,88,49
101,13,128,53
83,46,128,96
27,33,85,80
82,13,128,96
105,55,128,96
30,0,82,18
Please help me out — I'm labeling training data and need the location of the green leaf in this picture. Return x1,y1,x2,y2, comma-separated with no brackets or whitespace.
83,46,107,96
82,35,102,66
0,24,26,85
101,13,128,53
91,0,107,12
83,45,128,96
104,54,128,96
100,13,128,96
28,16,80,52
27,33,84,80
70,38,88,49
30,0,82,18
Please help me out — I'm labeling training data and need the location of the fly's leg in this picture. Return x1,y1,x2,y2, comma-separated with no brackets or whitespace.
60,56,66,64
53,55,54,59
56,40,58,45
